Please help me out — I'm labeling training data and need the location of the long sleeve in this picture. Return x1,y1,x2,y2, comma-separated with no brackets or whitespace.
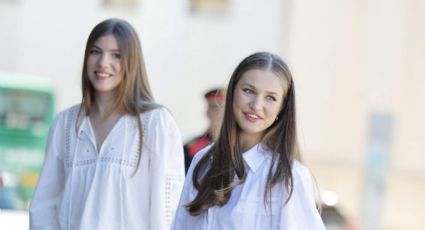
171,146,210,230
148,108,185,230
29,112,65,230
283,162,326,229
171,161,195,230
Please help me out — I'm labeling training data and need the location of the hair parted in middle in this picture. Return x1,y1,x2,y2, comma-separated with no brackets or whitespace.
186,51,300,215
79,18,160,171
81,18,158,115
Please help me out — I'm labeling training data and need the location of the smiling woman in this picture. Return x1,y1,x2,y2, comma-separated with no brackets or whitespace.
86,34,122,94
29,18,185,230
232,69,287,147
172,52,325,230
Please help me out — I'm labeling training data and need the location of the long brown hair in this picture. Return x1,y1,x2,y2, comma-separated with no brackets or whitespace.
186,52,300,215
79,18,159,170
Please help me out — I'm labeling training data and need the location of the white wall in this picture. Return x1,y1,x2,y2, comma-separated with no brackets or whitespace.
0,3,22,71
178,0,285,139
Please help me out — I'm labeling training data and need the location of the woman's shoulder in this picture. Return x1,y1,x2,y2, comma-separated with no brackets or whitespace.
51,104,82,123
45,104,82,140
292,160,309,174
141,106,167,116
185,144,212,179
54,103,79,115
292,160,314,185
292,160,307,170
140,106,176,126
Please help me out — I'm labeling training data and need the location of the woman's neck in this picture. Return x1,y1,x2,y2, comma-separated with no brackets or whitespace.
89,93,124,151
238,133,263,153
91,91,123,119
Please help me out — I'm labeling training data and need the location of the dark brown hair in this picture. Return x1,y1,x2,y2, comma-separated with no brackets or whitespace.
186,51,300,215
79,18,159,170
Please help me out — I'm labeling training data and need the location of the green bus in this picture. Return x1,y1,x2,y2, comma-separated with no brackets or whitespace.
0,73,55,210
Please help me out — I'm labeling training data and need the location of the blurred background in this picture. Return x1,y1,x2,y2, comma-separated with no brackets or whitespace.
0,0,424,229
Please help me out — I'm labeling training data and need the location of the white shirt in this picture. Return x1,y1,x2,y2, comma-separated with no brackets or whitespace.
172,144,326,230
29,105,185,230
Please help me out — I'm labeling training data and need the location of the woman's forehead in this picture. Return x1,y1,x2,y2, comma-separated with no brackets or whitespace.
238,69,289,95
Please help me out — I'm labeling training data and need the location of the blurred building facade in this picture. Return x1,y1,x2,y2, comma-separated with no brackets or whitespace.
285,0,425,229
0,0,424,229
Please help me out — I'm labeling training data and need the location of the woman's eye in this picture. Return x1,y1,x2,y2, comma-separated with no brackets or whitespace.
266,95,277,102
113,53,121,59
243,88,254,94
89,49,100,54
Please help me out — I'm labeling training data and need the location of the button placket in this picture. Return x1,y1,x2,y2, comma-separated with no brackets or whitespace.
73,123,99,168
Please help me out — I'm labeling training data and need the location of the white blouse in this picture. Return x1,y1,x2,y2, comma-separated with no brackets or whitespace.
172,144,326,230
29,105,185,230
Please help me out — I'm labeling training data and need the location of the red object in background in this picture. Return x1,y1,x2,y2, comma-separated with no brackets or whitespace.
185,134,211,158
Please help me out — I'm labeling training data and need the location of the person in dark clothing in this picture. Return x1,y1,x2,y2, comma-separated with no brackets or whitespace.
183,88,226,173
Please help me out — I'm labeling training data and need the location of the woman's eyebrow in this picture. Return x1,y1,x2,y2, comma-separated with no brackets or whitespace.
240,82,280,95
240,82,255,88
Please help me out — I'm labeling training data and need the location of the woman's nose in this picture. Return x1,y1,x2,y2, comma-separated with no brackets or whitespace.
249,96,262,111
98,54,109,67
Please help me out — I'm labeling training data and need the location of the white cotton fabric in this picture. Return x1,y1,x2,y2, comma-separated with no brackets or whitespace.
172,144,326,230
29,105,185,230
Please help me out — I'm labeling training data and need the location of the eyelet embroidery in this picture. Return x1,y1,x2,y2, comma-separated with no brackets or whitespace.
64,107,156,170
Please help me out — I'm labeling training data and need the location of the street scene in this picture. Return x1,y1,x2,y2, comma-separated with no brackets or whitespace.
1,0,424,229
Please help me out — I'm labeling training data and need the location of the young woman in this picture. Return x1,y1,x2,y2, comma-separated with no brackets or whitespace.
29,18,185,229
172,52,325,229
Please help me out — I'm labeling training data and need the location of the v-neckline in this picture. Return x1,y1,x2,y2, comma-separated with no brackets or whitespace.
86,115,125,155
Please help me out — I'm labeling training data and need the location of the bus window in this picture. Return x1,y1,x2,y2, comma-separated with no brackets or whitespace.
1,89,51,135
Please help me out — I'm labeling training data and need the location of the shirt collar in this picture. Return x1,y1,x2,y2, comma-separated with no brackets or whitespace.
78,116,94,138
78,113,127,137
242,144,270,173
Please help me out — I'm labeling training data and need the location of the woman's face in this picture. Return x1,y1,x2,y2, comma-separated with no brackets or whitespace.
232,69,286,145
87,34,122,95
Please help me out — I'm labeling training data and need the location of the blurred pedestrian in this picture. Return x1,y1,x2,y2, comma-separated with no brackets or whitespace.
172,52,325,229
183,88,226,173
30,18,185,229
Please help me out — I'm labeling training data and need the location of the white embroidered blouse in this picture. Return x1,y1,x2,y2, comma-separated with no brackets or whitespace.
172,144,326,230
29,105,185,230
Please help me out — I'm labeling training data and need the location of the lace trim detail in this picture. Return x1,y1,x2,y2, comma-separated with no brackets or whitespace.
126,110,154,163
164,173,185,227
65,157,138,168
63,107,158,170
65,106,79,164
